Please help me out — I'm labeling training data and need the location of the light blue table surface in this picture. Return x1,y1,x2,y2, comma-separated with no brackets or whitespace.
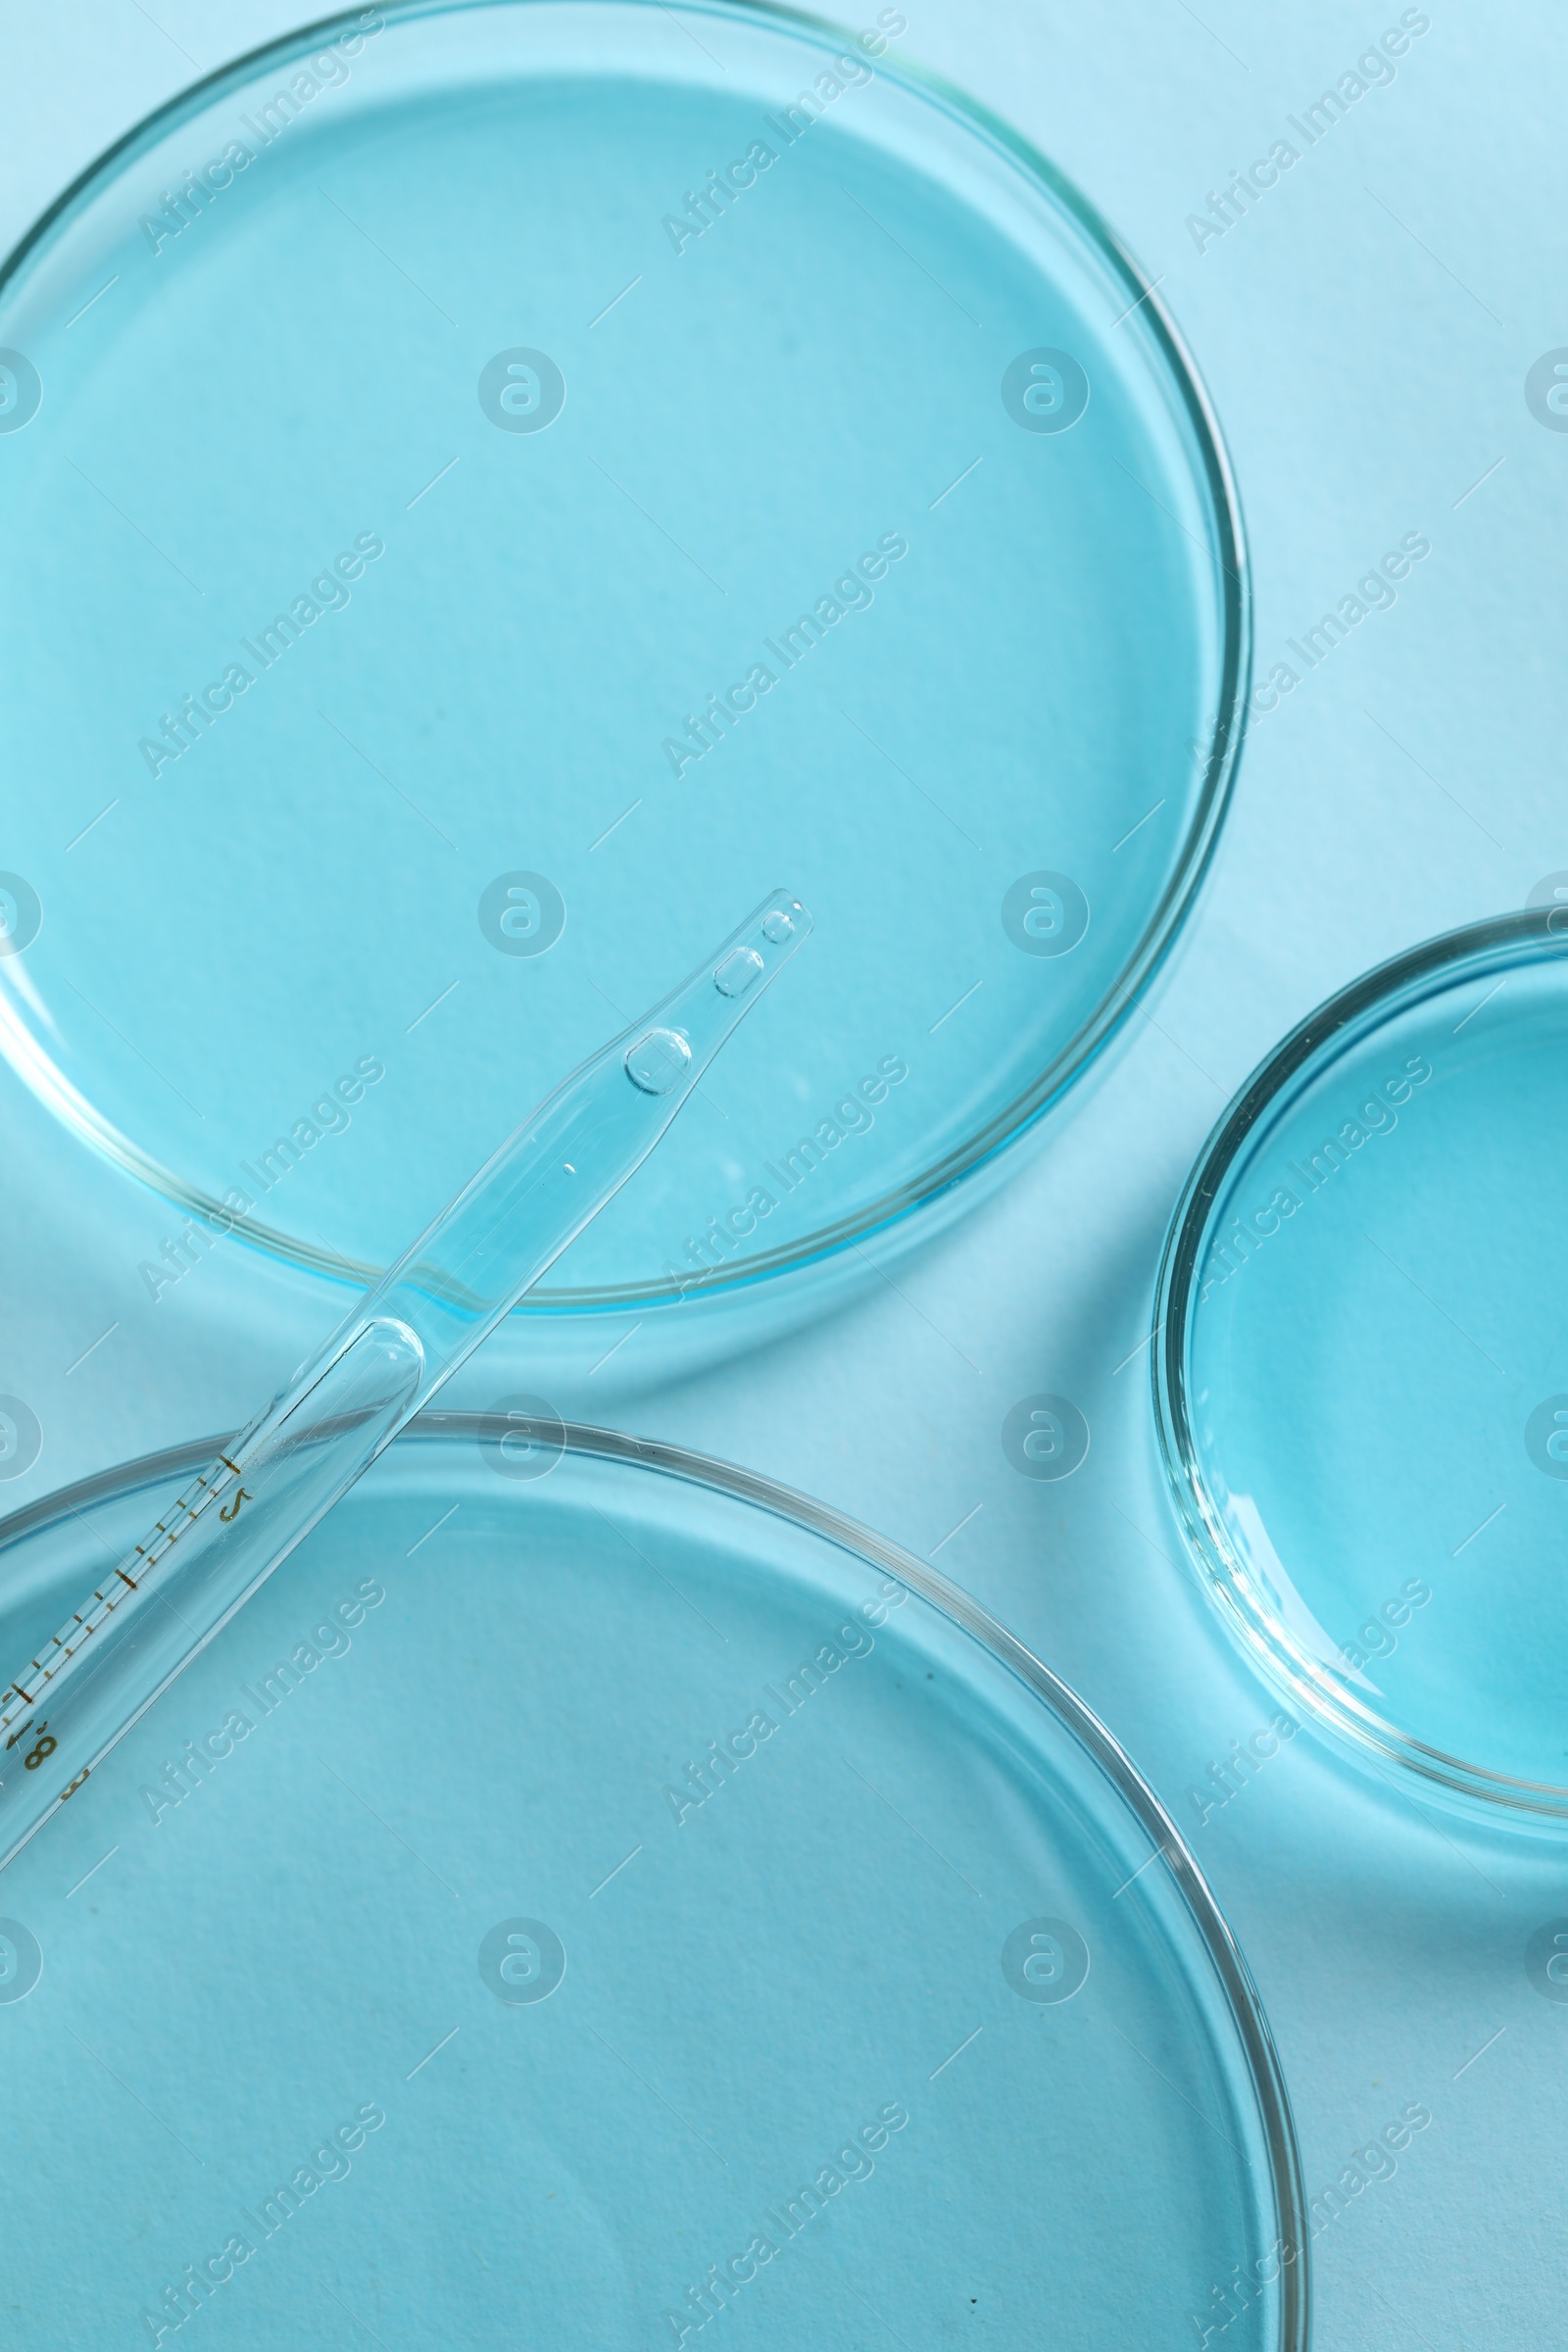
2,4,1564,2347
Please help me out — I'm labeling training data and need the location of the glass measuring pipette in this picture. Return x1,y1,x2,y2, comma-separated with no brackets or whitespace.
0,889,810,1872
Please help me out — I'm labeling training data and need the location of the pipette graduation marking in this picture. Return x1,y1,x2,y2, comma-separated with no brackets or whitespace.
0,889,811,1869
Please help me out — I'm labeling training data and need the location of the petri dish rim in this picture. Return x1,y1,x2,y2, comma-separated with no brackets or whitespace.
0,1406,1307,2349
0,0,1250,1316
1153,905,1568,1821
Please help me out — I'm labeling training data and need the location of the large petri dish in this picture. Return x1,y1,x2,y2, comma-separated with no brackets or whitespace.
1156,908,1568,1823
0,0,1245,1344
0,1417,1303,2348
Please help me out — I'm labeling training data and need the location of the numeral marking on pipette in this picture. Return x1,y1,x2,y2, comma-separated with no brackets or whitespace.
0,1446,255,1747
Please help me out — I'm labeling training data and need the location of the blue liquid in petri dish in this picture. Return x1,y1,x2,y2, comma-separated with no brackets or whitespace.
0,1,1242,1346
0,1425,1302,2350
1159,916,1568,1817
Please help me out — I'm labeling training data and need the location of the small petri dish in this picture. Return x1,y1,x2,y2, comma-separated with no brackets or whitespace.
1155,908,1568,1823
0,0,1244,1352
0,1418,1303,2348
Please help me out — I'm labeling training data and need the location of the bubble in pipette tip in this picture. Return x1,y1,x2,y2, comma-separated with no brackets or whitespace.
762,908,796,944
714,947,763,999
625,1027,692,1094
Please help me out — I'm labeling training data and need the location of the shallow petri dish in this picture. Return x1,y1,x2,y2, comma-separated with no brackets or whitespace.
1155,908,1568,1824
0,0,1245,1352
0,1417,1302,2348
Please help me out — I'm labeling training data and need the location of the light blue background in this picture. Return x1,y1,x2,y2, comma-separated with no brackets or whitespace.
1,4,1564,2346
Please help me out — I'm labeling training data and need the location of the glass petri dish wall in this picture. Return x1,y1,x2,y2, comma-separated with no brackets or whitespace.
1156,908,1568,1824
0,0,1246,1344
0,1417,1302,2348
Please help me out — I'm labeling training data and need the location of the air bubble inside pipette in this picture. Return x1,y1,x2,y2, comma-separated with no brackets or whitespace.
624,1028,692,1094
0,887,811,1873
